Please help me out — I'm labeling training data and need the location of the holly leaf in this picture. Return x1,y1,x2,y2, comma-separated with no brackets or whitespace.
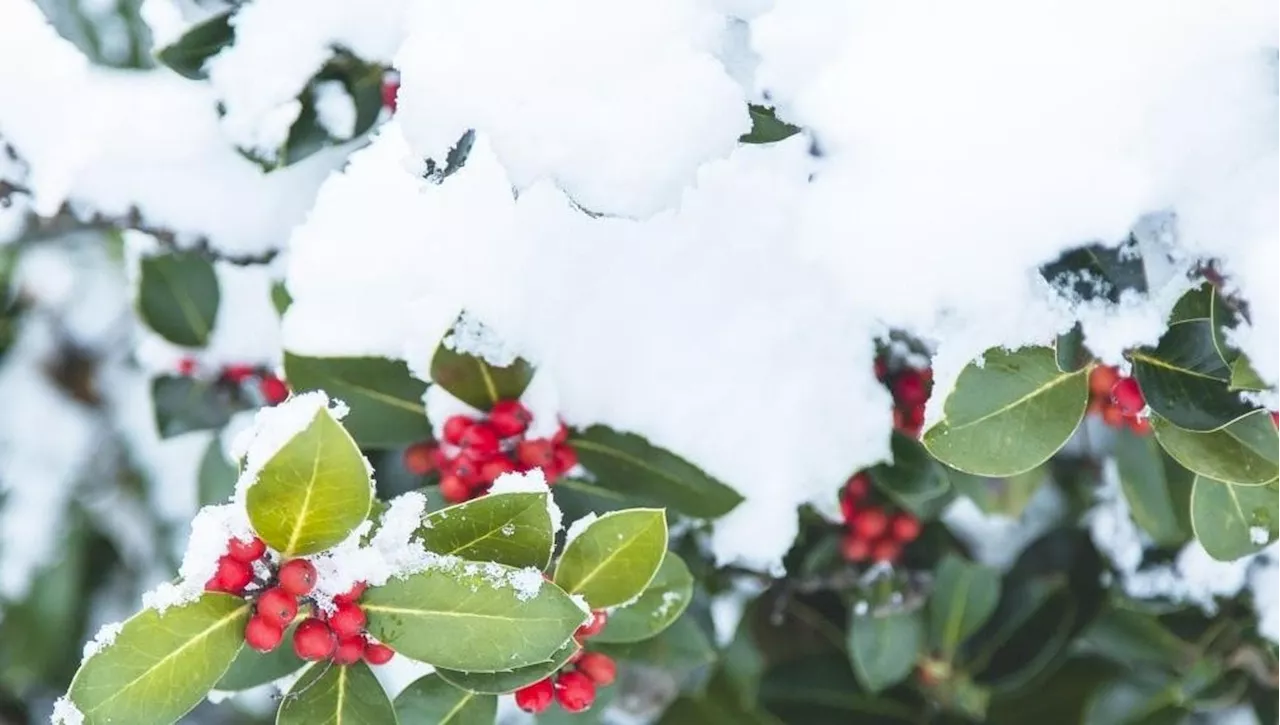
137,251,219,348
1229,355,1268,392
594,552,693,644
363,564,584,671
1190,476,1278,561
1040,241,1147,304
245,406,373,558
276,660,396,725
1112,427,1192,547
154,10,234,80
568,426,743,518
1130,320,1255,431
197,435,238,506
152,375,249,439
66,594,249,725
869,432,950,515
315,50,385,141
848,610,923,694
929,555,1000,659
394,674,496,725
215,622,304,691
740,105,800,144
1150,410,1278,486
595,614,716,672
436,639,578,694
554,509,668,609
1055,323,1090,373
429,324,533,411
923,346,1088,477
419,491,554,570
283,353,430,448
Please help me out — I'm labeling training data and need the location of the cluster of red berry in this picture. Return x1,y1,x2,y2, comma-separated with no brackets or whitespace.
402,400,577,504
839,473,922,564
381,70,399,112
205,537,394,666
177,358,290,406
515,611,616,714
876,359,932,438
1088,365,1149,435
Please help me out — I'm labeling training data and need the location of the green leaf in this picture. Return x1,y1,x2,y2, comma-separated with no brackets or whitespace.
315,50,385,141
282,353,429,448
245,406,373,557
595,614,716,672
595,552,694,644
197,435,238,506
423,130,476,183
271,281,293,316
1040,241,1147,304
869,432,950,515
363,564,584,671
137,251,220,348
1229,355,1268,392
923,346,1088,477
436,639,578,694
1169,283,1214,323
1208,286,1240,363
67,594,249,725
848,611,923,693
948,467,1046,518
1130,320,1255,431
929,555,1000,659
554,509,668,609
419,491,554,569
1079,609,1191,668
216,622,304,691
429,322,534,411
151,375,250,439
1112,427,1192,547
1055,323,1090,373
757,655,919,723
154,10,234,80
394,675,496,725
1150,410,1278,486
740,105,801,144
1190,476,1278,561
276,661,397,725
568,426,743,518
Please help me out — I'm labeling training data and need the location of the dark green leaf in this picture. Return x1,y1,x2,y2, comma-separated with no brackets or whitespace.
423,130,476,183
1150,410,1278,486
276,660,396,725
740,105,800,144
216,622,304,691
137,251,219,347
1077,609,1190,669
197,435,238,506
429,326,534,411
1040,241,1147,304
568,426,743,518
595,614,716,673
1130,320,1255,431
758,655,919,724
271,281,293,316
848,611,922,693
1084,677,1186,725
282,353,429,448
420,491,554,570
1190,476,1278,560
315,50,385,141
1112,427,1192,547
595,552,694,643
154,11,233,80
151,375,249,439
394,674,496,725
869,432,950,515
436,639,578,694
1168,283,1213,324
554,509,668,609
948,467,1046,518
929,554,1000,658
1055,323,1090,372
1229,355,1268,392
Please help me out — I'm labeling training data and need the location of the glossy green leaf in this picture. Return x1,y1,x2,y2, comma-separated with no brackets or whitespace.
848,611,922,693
924,346,1088,477
216,622,304,691
595,614,716,672
1079,609,1191,668
245,406,373,557
394,675,496,725
1040,241,1147,304
1084,677,1185,725
314,50,384,142
1190,476,1278,561
1130,320,1254,431
67,594,249,725
569,426,743,518
154,10,233,80
137,251,219,347
276,660,396,725
595,552,693,644
1112,427,1192,547
1208,286,1240,363
1150,411,1278,486
1055,323,1089,372
869,432,950,511
271,281,293,316
363,564,584,671
429,322,534,411
929,555,1000,659
423,130,476,183
1229,355,1268,392
757,655,918,723
554,509,668,609
197,435,238,506
740,105,800,144
282,353,429,448
436,639,578,694
419,491,553,569
948,467,1046,518
151,375,250,439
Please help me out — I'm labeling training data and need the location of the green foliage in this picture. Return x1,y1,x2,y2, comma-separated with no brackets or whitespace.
594,552,693,643
869,432,951,515
430,321,535,410
136,251,220,347
419,491,555,569
436,639,578,694
929,554,1001,659
1150,410,1278,485
153,10,233,80
554,509,668,609
151,375,252,439
1131,319,1256,431
394,675,497,725
283,353,430,448
215,623,304,691
741,105,801,144
276,661,396,725
848,610,923,693
1189,476,1278,560
1112,427,1193,546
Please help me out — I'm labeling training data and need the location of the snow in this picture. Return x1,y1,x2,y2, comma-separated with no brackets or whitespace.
313,80,357,142
489,469,563,534
943,480,1066,571
50,697,84,725
80,620,124,663
563,513,598,548
1249,526,1270,545
230,391,351,502
441,311,520,367
309,491,432,609
142,503,254,613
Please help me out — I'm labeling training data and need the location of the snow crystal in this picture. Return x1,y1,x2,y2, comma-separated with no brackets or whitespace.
142,503,254,613
1250,526,1271,545
80,621,124,663
655,590,684,618
50,697,84,725
313,80,357,141
563,513,598,548
506,567,546,602
441,311,520,367
310,492,432,609
230,391,350,501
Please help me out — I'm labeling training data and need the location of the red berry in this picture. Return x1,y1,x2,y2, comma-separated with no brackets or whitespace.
840,534,870,562
255,587,299,628
442,415,474,445
328,602,367,639
177,357,197,376
402,442,438,476
293,618,337,661
335,581,367,606
516,439,556,469
459,423,500,455
381,78,399,112
1128,415,1152,436
214,555,254,594
514,678,555,714
278,559,318,597
890,514,922,543
333,635,366,665
244,616,284,652
227,536,266,564
1111,377,1145,416
1272,411,1278,428
870,539,901,563
480,456,517,483
488,400,533,437
363,641,395,665
1089,365,1120,397
892,371,928,408
449,451,487,485
576,652,617,686
260,375,289,405
1102,403,1125,428
575,610,608,639
552,423,569,445
852,509,889,540
550,444,578,477
846,473,871,501
222,364,257,384
874,357,888,380
439,474,471,503
554,671,596,713
840,494,857,525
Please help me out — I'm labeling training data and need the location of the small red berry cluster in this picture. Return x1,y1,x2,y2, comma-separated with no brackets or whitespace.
402,400,577,504
1088,365,1150,435
177,358,290,406
839,473,922,564
381,70,399,112
205,538,394,666
515,611,616,714
876,358,932,438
